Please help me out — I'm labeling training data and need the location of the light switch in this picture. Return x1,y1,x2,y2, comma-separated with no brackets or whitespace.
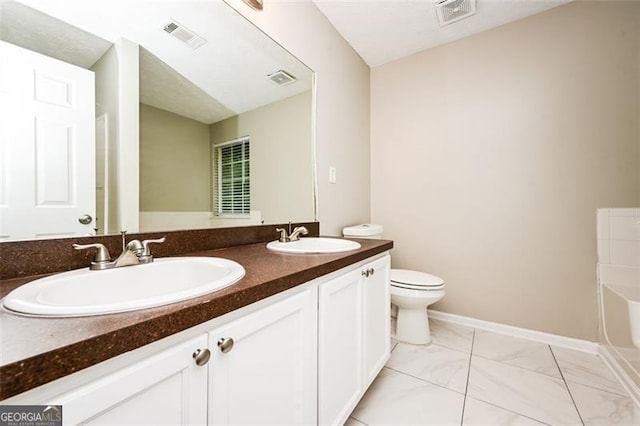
329,166,337,184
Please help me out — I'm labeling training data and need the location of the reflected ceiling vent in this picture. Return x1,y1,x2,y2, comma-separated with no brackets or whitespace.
267,70,297,86
435,0,476,26
163,20,207,49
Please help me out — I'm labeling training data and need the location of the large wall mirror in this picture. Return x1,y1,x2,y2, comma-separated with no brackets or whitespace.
0,0,316,242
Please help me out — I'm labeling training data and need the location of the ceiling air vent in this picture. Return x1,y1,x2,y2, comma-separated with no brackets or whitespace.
163,20,207,49
267,70,297,86
435,0,476,26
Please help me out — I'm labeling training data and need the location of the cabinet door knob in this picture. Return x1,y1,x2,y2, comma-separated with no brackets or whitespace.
193,348,211,366
369,268,375,276
217,337,234,353
361,270,369,277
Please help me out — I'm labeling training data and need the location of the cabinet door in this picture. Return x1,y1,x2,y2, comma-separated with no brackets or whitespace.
50,335,208,425
208,287,317,425
363,255,391,386
318,268,364,426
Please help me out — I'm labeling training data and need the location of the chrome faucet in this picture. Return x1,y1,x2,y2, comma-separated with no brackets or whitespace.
73,232,166,270
275,225,309,242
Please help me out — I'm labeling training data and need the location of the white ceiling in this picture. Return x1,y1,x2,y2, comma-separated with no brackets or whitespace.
2,0,573,121
313,0,572,67
2,0,313,124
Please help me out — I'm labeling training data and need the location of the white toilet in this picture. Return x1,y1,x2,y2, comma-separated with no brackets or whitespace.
342,224,445,345
389,269,445,344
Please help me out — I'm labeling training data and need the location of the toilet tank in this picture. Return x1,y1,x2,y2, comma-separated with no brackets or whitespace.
342,224,384,239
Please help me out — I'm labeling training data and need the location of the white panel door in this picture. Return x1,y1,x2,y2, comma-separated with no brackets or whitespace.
209,288,317,425
318,268,364,426
0,40,95,240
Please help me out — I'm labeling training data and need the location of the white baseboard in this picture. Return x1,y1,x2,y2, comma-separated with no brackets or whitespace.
599,346,640,407
428,310,600,354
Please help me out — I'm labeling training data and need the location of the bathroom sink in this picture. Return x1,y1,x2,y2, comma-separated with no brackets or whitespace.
2,257,245,317
266,237,361,254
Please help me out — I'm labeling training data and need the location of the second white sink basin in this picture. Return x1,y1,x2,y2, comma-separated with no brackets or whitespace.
266,237,361,254
2,257,245,317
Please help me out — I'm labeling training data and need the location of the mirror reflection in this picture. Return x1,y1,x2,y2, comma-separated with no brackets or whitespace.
0,0,315,242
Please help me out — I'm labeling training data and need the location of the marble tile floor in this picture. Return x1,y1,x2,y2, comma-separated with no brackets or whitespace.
346,319,639,425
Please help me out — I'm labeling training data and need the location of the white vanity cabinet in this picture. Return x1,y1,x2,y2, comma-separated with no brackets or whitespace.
46,334,209,425
318,255,390,426
208,287,317,425
3,252,390,426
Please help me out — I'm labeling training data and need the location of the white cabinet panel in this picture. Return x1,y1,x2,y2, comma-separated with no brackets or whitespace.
363,255,391,387
318,268,363,425
49,334,208,425
318,255,391,426
209,287,317,425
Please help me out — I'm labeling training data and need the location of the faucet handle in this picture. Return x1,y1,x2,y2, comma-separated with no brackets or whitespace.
141,237,166,258
73,243,111,263
292,226,309,235
125,239,144,255
289,226,309,241
276,228,288,242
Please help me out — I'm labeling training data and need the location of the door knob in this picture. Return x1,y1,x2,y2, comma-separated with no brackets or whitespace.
78,214,93,225
193,348,211,366
217,337,234,353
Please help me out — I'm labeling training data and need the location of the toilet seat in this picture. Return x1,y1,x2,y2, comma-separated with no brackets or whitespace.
390,269,445,291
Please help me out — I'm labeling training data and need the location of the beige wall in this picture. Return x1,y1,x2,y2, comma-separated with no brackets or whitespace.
139,104,211,211
141,92,313,222
228,0,371,235
209,92,314,224
371,1,640,340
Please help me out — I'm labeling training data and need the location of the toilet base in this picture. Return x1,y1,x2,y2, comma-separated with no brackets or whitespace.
396,307,431,345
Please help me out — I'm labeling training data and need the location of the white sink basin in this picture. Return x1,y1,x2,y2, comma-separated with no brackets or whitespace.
266,237,361,254
2,257,245,317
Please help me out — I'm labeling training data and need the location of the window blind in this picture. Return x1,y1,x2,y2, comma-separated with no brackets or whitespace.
215,137,250,215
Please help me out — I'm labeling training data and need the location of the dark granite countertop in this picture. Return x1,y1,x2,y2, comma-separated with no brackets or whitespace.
0,238,392,400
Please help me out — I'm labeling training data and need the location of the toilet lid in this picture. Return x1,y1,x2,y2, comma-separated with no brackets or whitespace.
390,269,445,290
